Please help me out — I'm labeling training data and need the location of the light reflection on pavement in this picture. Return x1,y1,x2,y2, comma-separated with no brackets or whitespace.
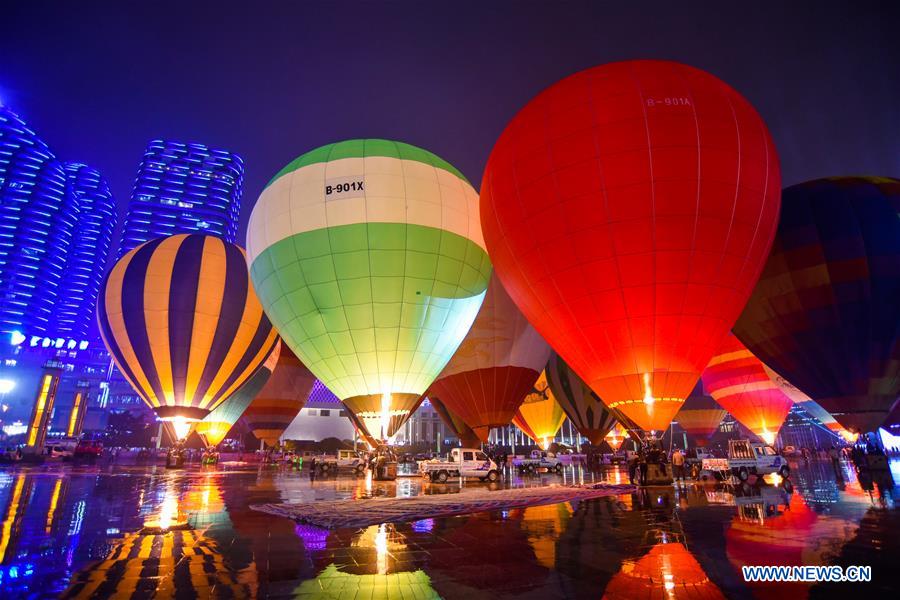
0,458,895,598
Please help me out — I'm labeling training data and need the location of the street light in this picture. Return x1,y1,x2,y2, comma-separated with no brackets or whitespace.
0,379,14,413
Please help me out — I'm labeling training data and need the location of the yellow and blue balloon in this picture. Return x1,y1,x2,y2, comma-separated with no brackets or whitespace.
97,234,279,439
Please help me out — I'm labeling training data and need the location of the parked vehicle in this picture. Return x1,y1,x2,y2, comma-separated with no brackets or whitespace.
74,440,103,460
318,449,366,473
420,448,500,483
702,440,791,481
513,450,562,474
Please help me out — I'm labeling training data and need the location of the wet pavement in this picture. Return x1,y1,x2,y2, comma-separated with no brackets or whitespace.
0,457,897,599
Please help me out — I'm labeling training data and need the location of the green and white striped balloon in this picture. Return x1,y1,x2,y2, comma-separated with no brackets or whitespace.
247,139,491,441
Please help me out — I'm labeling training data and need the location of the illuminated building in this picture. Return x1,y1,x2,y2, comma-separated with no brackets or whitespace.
117,139,243,257
282,380,355,442
0,106,73,337
395,400,455,447
54,163,117,340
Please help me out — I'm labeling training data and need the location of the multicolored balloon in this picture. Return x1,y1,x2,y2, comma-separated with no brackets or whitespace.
674,383,726,447
764,365,857,443
97,234,278,439
701,334,794,445
544,353,617,445
734,177,900,433
605,423,627,451
242,344,316,448
427,272,550,441
480,60,781,434
195,342,281,447
247,139,491,442
512,372,567,449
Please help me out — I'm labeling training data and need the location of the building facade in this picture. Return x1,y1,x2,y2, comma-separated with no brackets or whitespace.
55,163,117,340
282,380,355,442
117,140,243,257
0,106,74,337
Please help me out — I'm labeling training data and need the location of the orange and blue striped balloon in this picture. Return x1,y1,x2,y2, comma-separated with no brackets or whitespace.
97,234,279,425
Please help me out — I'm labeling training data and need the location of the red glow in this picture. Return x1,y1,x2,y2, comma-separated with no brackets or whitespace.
480,60,780,433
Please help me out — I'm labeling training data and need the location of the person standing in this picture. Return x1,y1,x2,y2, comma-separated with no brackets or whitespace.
828,445,841,473
627,451,638,485
671,448,686,484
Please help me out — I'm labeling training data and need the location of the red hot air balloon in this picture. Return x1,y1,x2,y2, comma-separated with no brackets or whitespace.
701,334,794,445
429,397,482,448
427,273,551,441
480,60,781,434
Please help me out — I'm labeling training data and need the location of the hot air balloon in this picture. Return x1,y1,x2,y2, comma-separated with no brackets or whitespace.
427,272,551,442
512,372,567,449
545,353,617,445
429,397,481,448
97,234,279,440
763,365,858,443
242,344,316,448
701,334,794,445
195,342,281,447
247,139,491,443
480,60,781,434
605,423,627,451
734,177,900,433
674,383,726,447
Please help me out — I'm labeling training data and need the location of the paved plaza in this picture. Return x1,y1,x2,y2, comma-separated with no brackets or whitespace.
0,458,896,598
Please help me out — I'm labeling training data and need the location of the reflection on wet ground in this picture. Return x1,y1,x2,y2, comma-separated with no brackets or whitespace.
0,458,896,598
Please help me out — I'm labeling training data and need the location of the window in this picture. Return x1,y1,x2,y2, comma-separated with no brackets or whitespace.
475,452,487,461
319,409,330,417
463,451,474,461
307,409,317,416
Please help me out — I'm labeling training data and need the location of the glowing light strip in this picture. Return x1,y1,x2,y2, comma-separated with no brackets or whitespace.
27,375,52,446
607,397,682,408
67,392,83,437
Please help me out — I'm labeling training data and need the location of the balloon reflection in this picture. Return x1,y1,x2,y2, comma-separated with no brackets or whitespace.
603,542,725,599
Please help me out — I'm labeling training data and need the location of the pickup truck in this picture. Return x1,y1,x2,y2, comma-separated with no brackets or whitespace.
513,450,562,474
317,449,366,474
702,440,791,482
420,448,500,483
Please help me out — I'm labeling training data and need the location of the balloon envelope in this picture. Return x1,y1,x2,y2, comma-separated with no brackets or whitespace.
247,139,491,441
512,372,567,449
427,272,550,441
243,344,316,447
674,383,726,446
429,397,481,448
733,177,900,433
763,365,856,442
97,234,278,435
195,342,281,447
702,334,793,444
605,423,627,451
480,59,781,434
545,353,617,445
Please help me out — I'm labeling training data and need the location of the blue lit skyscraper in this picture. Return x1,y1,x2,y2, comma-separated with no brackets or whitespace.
0,105,75,337
54,163,117,339
118,140,243,257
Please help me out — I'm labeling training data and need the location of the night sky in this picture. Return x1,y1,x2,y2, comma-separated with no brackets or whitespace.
1,1,897,242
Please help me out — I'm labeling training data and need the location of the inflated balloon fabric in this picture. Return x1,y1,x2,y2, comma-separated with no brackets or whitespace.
98,234,278,421
481,60,781,432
